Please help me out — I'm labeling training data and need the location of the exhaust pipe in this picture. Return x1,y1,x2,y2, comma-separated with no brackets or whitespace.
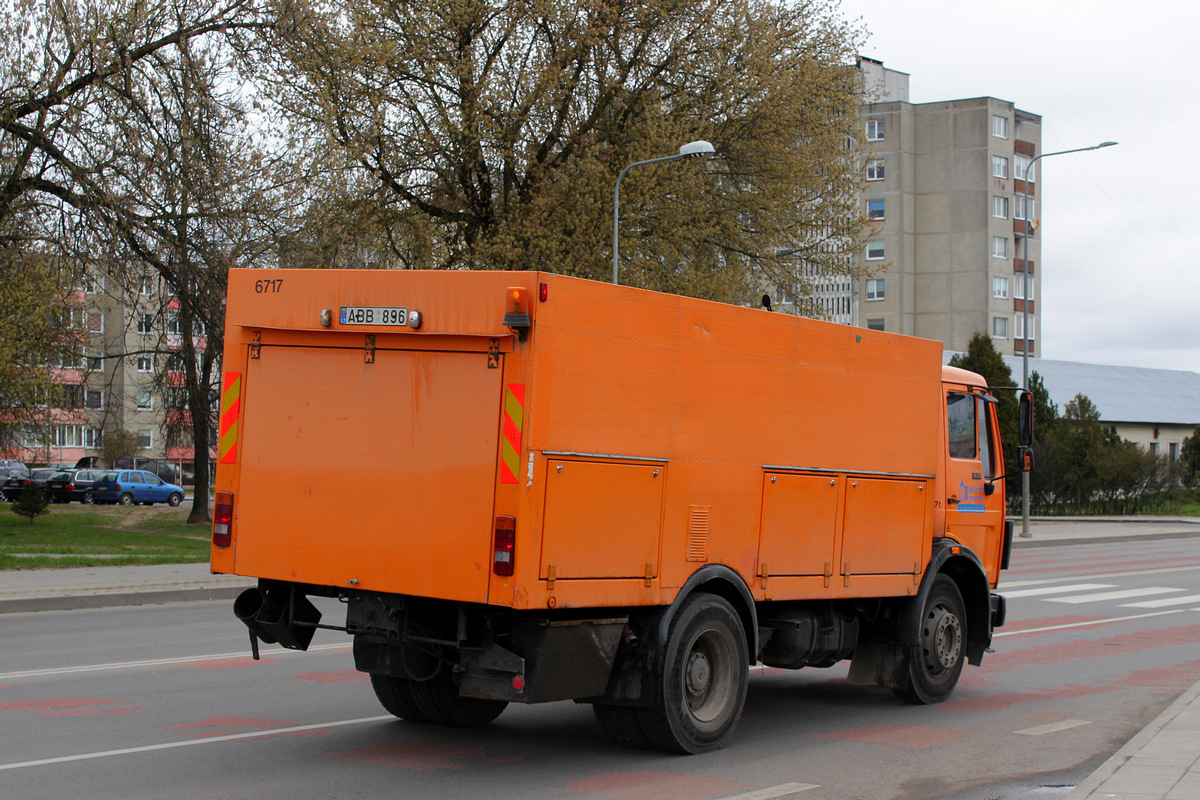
234,586,322,658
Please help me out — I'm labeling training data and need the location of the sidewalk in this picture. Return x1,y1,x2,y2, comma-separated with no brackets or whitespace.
1,517,1198,798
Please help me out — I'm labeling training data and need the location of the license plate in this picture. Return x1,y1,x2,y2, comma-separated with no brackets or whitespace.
339,306,409,326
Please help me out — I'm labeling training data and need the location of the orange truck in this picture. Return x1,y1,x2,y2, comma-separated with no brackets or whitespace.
212,268,1031,753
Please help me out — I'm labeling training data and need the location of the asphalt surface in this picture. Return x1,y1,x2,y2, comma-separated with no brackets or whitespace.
2,516,1198,799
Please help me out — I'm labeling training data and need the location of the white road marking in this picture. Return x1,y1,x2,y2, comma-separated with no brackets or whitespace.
994,609,1187,637
1046,587,1183,604
0,715,394,772
998,563,1200,589
1121,594,1200,608
1015,720,1092,736
720,784,820,799
0,643,350,681
1002,583,1115,598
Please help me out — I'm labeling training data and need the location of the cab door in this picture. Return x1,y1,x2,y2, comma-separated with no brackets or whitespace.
943,385,1006,584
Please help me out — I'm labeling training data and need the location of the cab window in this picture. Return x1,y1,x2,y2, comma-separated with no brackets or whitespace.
977,396,998,479
947,392,975,459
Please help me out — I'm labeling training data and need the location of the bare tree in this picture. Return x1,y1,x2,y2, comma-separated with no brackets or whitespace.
256,0,870,303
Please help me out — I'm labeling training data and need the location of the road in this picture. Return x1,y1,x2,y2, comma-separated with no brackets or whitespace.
1,534,1198,799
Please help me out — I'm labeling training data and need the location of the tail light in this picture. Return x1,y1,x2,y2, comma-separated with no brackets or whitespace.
66,483,75,490
213,491,234,547
493,516,516,576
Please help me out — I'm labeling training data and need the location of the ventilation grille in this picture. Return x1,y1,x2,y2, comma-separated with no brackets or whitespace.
687,505,711,562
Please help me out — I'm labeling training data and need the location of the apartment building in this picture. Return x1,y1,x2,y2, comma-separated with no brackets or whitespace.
10,272,203,479
856,57,1043,357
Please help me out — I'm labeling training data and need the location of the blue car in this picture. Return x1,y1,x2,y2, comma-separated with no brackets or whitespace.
93,470,185,507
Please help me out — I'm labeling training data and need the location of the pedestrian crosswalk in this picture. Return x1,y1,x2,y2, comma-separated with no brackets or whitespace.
1001,582,1200,609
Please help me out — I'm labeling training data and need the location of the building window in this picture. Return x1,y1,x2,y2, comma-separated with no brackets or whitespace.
991,156,1008,179
87,352,104,371
139,276,153,296
84,428,103,449
992,236,1008,258
1015,154,1035,182
1149,442,1159,456
82,274,104,294
866,118,885,141
866,159,885,181
992,115,1009,139
992,276,1009,299
1014,314,1037,341
137,428,154,449
866,318,885,331
866,239,885,261
137,355,154,373
866,278,885,300
1014,194,1035,221
1014,275,1035,300
867,199,885,220
138,313,154,335
136,390,154,411
85,390,104,410
992,196,1009,219
993,316,1008,339
1170,442,1179,461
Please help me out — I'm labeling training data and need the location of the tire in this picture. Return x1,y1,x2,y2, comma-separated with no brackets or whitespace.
118,493,134,506
409,667,507,727
637,593,749,754
594,704,653,749
83,491,94,505
167,492,183,507
893,574,968,705
370,674,431,722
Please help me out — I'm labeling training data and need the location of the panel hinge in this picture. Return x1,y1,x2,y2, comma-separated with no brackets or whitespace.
913,562,922,586
645,563,654,588
824,562,833,589
488,338,500,369
843,562,851,588
364,334,376,364
249,331,261,360
759,563,768,590
546,564,556,592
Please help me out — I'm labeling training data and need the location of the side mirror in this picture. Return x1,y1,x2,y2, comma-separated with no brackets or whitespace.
1018,390,1034,447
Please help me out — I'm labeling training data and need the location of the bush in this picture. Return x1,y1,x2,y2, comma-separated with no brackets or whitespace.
10,487,50,523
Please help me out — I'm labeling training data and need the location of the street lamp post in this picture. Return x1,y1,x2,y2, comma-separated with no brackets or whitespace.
1018,140,1117,538
612,140,717,285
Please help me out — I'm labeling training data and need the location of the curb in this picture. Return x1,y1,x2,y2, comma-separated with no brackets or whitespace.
1012,530,1200,549
1065,681,1200,799
0,585,247,615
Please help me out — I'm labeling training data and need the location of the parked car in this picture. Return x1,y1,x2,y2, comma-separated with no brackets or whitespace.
44,469,104,504
0,465,29,501
1,468,58,502
92,470,185,506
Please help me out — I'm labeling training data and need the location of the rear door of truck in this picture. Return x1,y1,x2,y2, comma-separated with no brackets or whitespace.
229,338,503,604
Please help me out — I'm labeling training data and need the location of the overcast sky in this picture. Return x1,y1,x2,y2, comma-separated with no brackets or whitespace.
839,0,1200,373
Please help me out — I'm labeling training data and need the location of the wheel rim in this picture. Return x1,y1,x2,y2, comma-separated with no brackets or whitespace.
921,603,962,677
682,628,735,723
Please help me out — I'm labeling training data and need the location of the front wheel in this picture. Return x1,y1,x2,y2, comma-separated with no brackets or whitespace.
637,592,748,754
82,491,94,505
894,574,968,704
167,492,182,507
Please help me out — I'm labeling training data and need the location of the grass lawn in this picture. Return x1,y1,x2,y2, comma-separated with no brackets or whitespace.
0,503,210,570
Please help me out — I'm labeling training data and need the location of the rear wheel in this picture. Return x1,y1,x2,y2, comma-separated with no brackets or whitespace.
637,593,748,754
118,493,133,506
893,574,967,704
370,674,430,722
593,704,653,749
409,667,507,727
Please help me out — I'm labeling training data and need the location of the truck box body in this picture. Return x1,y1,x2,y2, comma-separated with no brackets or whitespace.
213,268,1014,752
214,269,953,607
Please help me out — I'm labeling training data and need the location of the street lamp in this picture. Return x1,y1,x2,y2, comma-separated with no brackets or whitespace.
612,140,717,285
1018,140,1117,538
